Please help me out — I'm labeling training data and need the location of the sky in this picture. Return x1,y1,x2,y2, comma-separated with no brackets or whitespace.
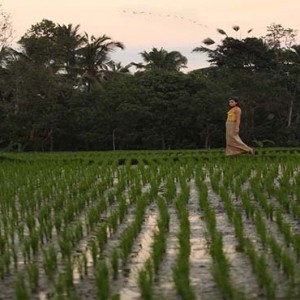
2,0,300,72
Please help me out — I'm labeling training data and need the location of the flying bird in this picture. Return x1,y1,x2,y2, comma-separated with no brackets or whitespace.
121,10,208,28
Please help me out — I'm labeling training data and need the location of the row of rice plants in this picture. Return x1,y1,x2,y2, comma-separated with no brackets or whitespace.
90,162,165,299
227,161,300,297
172,176,196,300
214,161,279,298
1,159,134,298
137,195,170,299
53,161,158,298
196,170,236,299
248,166,300,292
1,150,300,299
13,163,122,298
250,163,300,255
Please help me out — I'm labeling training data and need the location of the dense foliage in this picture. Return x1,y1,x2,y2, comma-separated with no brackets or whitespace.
0,19,300,151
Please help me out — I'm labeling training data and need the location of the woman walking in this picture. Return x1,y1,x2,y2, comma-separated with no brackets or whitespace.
225,97,254,156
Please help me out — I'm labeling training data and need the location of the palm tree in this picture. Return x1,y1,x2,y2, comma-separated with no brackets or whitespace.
132,47,187,72
106,61,132,73
192,26,255,68
77,33,124,91
193,25,252,54
100,61,132,81
55,23,86,80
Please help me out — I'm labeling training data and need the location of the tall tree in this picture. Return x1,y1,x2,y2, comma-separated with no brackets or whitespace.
18,20,126,91
55,23,86,81
193,26,276,71
262,24,300,129
264,23,297,49
77,34,124,91
0,4,13,50
19,19,59,67
132,47,187,72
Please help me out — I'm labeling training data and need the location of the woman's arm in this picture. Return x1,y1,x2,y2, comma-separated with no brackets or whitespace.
235,107,241,134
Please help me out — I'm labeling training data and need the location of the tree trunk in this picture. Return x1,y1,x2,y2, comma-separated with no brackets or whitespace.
287,97,294,128
204,127,210,149
296,106,300,124
287,98,294,128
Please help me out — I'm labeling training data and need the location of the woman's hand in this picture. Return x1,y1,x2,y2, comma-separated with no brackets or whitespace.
234,127,239,135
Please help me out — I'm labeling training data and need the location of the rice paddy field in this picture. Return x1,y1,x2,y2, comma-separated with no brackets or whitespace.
0,148,300,300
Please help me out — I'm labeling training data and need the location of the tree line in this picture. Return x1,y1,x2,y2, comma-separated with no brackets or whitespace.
0,13,299,151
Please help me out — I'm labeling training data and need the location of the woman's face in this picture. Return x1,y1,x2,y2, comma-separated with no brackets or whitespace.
229,99,237,107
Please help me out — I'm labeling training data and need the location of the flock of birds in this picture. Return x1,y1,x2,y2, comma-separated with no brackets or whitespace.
121,10,208,28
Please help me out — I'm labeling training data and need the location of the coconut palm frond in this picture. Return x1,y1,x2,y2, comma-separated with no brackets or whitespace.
130,62,146,69
133,47,187,71
192,46,213,54
106,60,132,73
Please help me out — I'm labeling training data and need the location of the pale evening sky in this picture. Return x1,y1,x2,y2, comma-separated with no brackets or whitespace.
2,0,300,72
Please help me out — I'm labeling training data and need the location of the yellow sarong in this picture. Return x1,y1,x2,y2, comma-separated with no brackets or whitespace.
225,121,253,156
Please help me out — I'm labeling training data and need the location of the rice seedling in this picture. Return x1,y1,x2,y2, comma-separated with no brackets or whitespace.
294,234,300,261
165,177,176,203
59,235,72,260
117,196,127,224
276,189,290,213
240,191,255,220
281,251,295,279
281,222,292,247
232,211,245,251
107,191,116,205
23,238,31,263
27,262,39,292
14,273,30,300
111,249,119,280
95,260,110,300
139,262,154,298
120,226,135,265
30,230,39,256
256,255,276,298
245,239,276,299
108,213,119,236
96,224,108,255
268,236,282,267
89,240,98,266
255,211,268,247
64,259,74,293
172,185,196,300
43,245,58,280
74,221,83,243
